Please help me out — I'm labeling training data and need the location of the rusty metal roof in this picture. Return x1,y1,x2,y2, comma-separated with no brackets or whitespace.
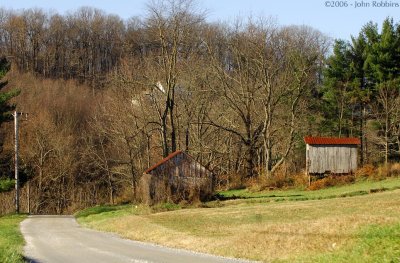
304,137,361,145
144,150,183,174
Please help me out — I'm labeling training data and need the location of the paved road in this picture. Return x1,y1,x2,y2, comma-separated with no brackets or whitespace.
21,215,252,263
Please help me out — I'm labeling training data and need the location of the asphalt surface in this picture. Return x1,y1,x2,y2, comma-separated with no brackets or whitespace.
20,215,252,263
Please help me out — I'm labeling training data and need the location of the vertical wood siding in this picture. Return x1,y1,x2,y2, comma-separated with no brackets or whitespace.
140,152,214,204
306,144,358,174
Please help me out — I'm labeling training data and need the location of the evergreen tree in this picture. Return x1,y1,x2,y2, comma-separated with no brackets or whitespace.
322,18,400,164
348,33,370,163
322,37,368,140
0,57,20,125
323,18,400,164
0,56,20,180
322,39,353,137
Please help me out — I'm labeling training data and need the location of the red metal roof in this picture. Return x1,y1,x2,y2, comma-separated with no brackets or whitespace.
144,150,183,174
304,137,361,145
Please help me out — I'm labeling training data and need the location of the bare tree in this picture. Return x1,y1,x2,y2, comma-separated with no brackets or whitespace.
371,80,400,165
144,0,205,157
206,20,327,178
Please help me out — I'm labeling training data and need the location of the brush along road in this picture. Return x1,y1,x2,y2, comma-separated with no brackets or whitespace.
21,215,252,263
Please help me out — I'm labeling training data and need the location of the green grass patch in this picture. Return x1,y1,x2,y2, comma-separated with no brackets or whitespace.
289,222,400,263
218,177,400,204
76,202,183,227
75,204,154,226
0,179,14,193
76,178,400,223
0,214,26,263
151,202,182,212
74,205,120,218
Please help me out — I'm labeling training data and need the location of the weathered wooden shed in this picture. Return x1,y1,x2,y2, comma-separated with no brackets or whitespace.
139,150,214,204
304,137,361,174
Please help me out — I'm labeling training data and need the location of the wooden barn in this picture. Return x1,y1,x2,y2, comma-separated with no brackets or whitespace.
139,150,214,204
304,137,361,175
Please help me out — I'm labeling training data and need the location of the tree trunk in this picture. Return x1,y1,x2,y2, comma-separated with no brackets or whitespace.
246,142,256,178
161,114,169,157
107,171,114,205
169,92,177,153
264,139,272,178
360,105,365,165
385,122,389,166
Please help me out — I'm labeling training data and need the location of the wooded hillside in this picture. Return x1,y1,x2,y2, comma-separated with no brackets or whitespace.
0,0,399,214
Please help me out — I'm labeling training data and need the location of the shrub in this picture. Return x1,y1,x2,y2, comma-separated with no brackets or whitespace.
217,173,244,190
268,171,294,189
0,179,14,193
245,176,264,191
246,170,307,191
389,163,400,176
113,187,135,205
375,164,390,180
355,164,376,179
308,175,355,191
292,172,309,189
370,163,400,179
355,163,400,180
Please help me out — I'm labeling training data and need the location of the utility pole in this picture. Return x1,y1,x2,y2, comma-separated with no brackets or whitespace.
13,111,20,214
13,111,27,214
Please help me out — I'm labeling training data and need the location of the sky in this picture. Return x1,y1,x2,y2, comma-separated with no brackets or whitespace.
1,0,400,41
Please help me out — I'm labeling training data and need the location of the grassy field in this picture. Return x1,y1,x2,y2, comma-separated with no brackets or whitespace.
77,177,400,262
0,214,26,263
219,176,400,201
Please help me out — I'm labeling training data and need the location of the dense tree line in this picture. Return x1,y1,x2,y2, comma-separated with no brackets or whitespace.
0,7,124,85
0,0,399,214
322,18,400,165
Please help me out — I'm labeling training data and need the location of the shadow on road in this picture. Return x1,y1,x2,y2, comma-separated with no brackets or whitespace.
24,256,40,263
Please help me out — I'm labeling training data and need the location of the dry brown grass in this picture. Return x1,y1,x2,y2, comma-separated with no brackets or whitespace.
245,171,309,192
355,164,376,179
356,163,400,180
308,175,355,190
80,189,400,262
390,162,400,175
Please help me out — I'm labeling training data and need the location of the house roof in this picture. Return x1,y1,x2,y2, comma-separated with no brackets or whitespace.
304,137,361,145
144,150,183,174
